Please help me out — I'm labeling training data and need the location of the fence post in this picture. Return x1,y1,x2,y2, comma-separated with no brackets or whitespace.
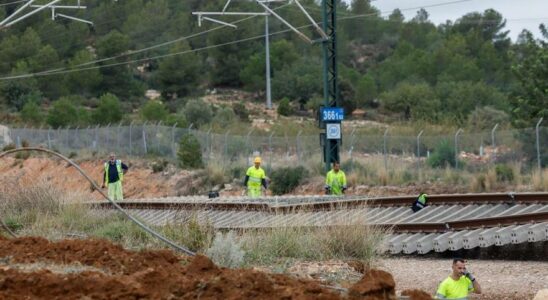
223,129,230,167
268,132,274,170
491,123,499,163
75,126,79,150
142,121,148,155
47,127,52,149
296,130,302,164
156,121,162,154
349,128,356,166
417,130,424,177
116,122,122,153
86,126,91,149
245,129,254,166
171,123,178,158
455,128,463,169
94,125,99,151
536,117,544,172
129,121,134,156
383,128,389,173
66,125,70,150
206,128,212,163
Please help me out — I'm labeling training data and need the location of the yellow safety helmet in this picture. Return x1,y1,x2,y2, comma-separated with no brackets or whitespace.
254,157,262,163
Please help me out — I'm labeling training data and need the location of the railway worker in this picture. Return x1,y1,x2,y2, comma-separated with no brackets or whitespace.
244,156,268,197
411,192,428,212
324,161,347,195
101,152,129,201
435,258,482,299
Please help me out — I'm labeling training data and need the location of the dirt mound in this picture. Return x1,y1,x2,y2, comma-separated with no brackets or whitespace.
348,269,396,300
0,236,433,299
401,289,433,300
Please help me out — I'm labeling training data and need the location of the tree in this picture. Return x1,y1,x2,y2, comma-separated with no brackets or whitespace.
47,96,88,128
380,82,440,121
184,99,212,128
157,42,202,98
511,26,547,128
355,74,378,108
177,133,203,169
93,93,123,125
277,97,292,116
20,101,44,126
65,50,102,95
140,100,169,122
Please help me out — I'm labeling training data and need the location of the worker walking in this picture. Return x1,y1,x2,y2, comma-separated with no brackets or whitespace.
244,157,268,197
101,152,129,201
411,192,428,212
436,258,482,299
324,161,347,195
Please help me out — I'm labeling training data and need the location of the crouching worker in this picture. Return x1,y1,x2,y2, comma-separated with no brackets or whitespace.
411,192,427,212
324,161,347,195
244,157,268,197
101,153,129,201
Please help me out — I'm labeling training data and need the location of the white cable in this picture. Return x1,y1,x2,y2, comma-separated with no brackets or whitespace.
0,0,27,7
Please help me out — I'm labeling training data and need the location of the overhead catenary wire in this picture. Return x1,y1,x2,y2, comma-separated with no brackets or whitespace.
1,0,533,81
0,147,196,256
0,0,27,7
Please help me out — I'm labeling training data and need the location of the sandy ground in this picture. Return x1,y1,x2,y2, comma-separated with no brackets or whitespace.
376,258,548,299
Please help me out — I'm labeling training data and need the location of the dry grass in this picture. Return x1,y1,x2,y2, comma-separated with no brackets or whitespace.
532,169,548,191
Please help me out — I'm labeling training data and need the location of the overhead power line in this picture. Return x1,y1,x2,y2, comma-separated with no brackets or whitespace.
0,0,27,7
2,0,532,81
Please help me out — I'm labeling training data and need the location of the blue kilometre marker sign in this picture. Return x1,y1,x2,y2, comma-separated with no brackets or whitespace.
321,107,344,122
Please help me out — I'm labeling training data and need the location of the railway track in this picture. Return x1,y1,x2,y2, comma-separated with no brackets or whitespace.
88,193,548,254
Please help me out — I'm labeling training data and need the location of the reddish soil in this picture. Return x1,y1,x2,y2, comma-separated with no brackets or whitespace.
0,236,431,299
401,289,433,300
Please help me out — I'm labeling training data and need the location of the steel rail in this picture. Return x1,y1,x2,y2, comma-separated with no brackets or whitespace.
88,192,548,212
0,147,196,255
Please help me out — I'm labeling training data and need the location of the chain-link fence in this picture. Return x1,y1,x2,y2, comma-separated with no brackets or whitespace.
1,122,546,174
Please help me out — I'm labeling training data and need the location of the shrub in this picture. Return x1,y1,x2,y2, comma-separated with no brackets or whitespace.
184,99,212,128
140,100,168,122
177,133,203,169
277,97,293,116
92,93,123,125
233,102,250,122
47,97,86,128
162,215,214,252
2,143,16,151
151,159,168,173
206,231,245,268
269,166,308,195
213,107,236,127
20,101,44,125
495,164,514,182
428,140,456,168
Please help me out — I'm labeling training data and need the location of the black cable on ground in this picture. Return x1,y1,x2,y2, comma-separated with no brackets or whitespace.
0,147,196,256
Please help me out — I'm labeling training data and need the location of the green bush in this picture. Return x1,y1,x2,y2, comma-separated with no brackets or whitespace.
47,96,89,128
277,97,293,116
213,107,236,127
20,101,44,125
92,93,123,125
428,140,456,168
140,100,168,122
495,164,514,182
151,159,168,173
177,133,203,169
233,102,250,122
270,166,308,195
184,99,212,128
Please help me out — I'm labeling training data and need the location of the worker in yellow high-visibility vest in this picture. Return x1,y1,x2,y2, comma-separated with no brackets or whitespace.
324,161,347,195
101,152,129,201
244,157,268,197
436,258,482,299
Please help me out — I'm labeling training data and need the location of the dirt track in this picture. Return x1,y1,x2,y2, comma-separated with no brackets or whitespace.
0,236,419,300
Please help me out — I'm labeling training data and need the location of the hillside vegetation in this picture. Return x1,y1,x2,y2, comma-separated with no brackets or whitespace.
0,0,546,132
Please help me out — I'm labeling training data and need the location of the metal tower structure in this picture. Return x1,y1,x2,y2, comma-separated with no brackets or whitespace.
320,0,341,171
